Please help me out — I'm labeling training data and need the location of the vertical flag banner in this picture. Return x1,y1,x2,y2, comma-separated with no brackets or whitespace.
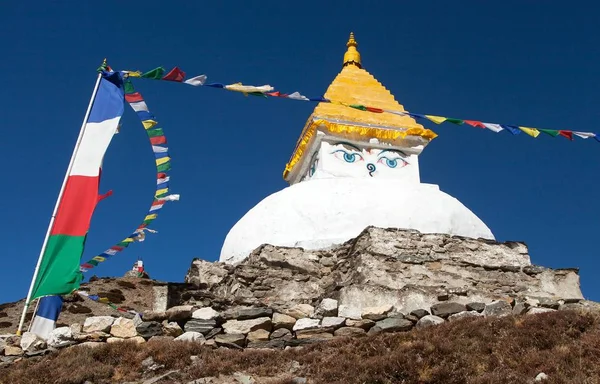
29,295,63,340
30,72,125,300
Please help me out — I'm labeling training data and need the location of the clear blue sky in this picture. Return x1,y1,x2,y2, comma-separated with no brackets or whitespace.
2,1,599,304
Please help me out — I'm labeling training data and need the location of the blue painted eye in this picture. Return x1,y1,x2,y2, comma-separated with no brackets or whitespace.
332,149,363,163
343,152,357,163
385,158,398,168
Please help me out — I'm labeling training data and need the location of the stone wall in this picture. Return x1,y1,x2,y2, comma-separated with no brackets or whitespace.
183,227,583,315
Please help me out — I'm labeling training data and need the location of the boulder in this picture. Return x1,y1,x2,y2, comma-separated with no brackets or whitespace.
136,321,163,338
175,332,206,343
74,331,110,342
361,305,393,321
483,301,512,317
110,317,137,338
293,318,320,331
538,298,560,310
20,332,46,352
338,305,362,320
270,328,292,341
247,329,270,342
431,303,466,318
409,309,430,319
224,307,272,320
321,317,346,330
295,330,334,340
316,298,338,317
416,315,445,328
374,317,413,333
47,327,73,348
466,302,486,312
165,305,194,321
162,321,183,337
448,311,484,321
345,319,375,330
285,304,315,319
272,313,297,330
215,333,245,348
527,307,557,315
4,345,23,356
184,319,216,335
513,302,530,315
222,317,272,335
192,307,220,321
82,316,115,333
334,327,367,337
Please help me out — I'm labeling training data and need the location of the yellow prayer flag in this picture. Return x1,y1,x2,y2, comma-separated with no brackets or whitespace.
93,256,106,262
425,115,447,124
144,214,158,221
156,157,171,166
125,70,142,78
122,238,134,243
519,127,540,138
155,188,169,197
143,120,158,129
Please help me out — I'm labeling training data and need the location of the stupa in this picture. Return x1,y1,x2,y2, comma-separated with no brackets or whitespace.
220,33,494,264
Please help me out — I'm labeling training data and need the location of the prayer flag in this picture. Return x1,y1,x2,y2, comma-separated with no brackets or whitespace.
162,67,186,82
366,106,384,113
559,131,573,140
425,115,447,124
142,67,166,80
483,123,504,133
287,92,309,101
519,127,540,138
30,296,63,340
464,120,485,128
538,129,560,137
31,72,124,300
225,83,274,94
184,75,207,86
501,125,521,135
573,132,596,139
446,118,464,125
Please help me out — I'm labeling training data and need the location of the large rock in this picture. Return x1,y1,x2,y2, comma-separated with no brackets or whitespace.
215,333,245,348
346,319,375,330
272,313,297,330
270,328,292,341
20,332,46,352
247,329,270,342
361,305,393,321
321,317,346,330
162,321,184,337
222,317,272,335
192,307,220,321
431,303,466,318
110,317,137,338
136,321,163,338
416,315,445,328
338,305,361,320
165,305,194,321
334,327,366,337
293,318,320,331
175,332,206,343
374,317,413,333
224,307,273,320
184,319,216,335
483,301,512,317
4,345,23,356
448,311,484,321
83,316,115,333
286,304,315,319
47,327,73,348
316,299,338,317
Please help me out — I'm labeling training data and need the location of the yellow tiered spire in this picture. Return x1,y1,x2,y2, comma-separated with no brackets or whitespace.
343,32,361,68
283,33,437,180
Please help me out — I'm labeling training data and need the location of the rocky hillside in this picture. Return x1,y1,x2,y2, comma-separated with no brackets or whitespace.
2,310,600,384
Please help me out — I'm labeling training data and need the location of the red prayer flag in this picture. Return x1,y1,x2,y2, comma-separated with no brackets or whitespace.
267,91,288,97
559,131,574,140
111,245,124,251
464,120,485,128
162,67,186,82
150,136,167,145
124,92,144,103
366,106,384,113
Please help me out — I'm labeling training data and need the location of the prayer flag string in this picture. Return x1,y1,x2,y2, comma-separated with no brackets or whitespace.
122,66,600,144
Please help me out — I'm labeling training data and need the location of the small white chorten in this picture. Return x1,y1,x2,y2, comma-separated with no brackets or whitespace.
220,33,494,264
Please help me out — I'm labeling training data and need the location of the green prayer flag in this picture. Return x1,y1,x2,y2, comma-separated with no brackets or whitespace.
538,129,560,137
157,162,171,173
147,128,165,138
446,118,464,125
142,67,166,80
124,80,135,94
249,92,268,98
350,104,367,111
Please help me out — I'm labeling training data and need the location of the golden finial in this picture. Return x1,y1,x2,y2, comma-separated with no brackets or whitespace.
343,32,362,68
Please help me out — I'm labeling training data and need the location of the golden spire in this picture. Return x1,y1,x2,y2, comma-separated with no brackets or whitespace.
343,32,361,68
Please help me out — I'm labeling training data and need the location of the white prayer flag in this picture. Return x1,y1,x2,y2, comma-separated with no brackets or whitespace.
184,75,208,86
483,123,504,133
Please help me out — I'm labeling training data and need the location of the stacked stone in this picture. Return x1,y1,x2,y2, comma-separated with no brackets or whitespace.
1,295,594,363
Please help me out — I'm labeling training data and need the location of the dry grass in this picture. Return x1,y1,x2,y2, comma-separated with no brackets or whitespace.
2,310,600,384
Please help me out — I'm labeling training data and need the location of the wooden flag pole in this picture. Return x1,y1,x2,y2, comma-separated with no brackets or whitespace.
16,68,105,335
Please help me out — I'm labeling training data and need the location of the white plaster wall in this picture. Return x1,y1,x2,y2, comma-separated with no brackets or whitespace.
220,178,494,264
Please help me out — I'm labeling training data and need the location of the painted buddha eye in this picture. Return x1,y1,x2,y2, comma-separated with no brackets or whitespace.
378,155,408,169
332,149,363,163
